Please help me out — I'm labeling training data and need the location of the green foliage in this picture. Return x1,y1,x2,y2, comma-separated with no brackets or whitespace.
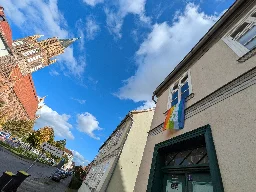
53,139,66,150
68,175,83,189
2,119,34,137
26,126,55,149
26,132,40,149
63,154,69,164
0,141,51,165
74,166,86,180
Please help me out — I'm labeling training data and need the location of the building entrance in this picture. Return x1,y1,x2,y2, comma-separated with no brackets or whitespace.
162,145,213,192
163,172,213,192
147,125,224,192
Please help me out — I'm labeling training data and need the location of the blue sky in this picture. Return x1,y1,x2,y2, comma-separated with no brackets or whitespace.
2,0,234,166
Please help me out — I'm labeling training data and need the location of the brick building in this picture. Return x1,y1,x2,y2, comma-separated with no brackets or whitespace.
0,6,79,121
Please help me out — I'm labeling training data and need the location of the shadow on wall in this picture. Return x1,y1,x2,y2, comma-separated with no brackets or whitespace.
106,162,126,192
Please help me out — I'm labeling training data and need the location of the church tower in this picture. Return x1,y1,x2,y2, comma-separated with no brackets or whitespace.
12,35,80,75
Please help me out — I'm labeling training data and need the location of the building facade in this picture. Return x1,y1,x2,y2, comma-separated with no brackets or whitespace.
134,1,256,192
0,6,79,121
63,148,74,170
79,109,154,192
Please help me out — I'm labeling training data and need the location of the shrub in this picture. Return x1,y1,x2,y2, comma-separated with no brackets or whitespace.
68,175,83,189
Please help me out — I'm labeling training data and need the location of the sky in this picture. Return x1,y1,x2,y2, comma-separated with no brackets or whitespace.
1,0,234,166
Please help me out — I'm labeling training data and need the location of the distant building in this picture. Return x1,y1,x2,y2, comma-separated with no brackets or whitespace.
134,1,256,192
78,109,154,192
0,6,79,121
63,148,74,170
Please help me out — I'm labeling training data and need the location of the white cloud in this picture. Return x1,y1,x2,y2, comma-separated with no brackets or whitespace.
35,101,74,140
49,70,60,76
76,112,102,140
116,3,221,102
71,98,86,104
104,0,150,38
83,0,104,7
76,19,86,50
1,0,85,77
72,150,90,166
137,100,156,110
86,17,100,40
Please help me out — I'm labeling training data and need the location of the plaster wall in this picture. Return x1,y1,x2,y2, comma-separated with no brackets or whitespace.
106,111,154,192
134,84,256,192
151,40,256,130
79,156,117,192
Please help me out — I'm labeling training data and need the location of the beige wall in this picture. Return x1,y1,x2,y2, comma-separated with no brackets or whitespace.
134,84,256,192
0,39,9,57
150,38,256,130
106,110,154,192
136,7,256,191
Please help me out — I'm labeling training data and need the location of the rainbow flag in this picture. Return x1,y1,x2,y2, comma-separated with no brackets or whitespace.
163,98,185,130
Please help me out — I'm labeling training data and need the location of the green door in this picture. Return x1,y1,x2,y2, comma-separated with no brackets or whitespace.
187,173,213,192
163,172,213,192
163,174,186,192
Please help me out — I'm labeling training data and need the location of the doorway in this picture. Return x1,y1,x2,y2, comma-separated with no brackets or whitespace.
146,125,224,192
163,172,213,192
162,144,212,192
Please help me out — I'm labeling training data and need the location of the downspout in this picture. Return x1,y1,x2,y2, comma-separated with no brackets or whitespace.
102,112,134,192
152,94,157,104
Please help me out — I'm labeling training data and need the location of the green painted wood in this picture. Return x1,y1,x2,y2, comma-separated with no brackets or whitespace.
146,125,224,192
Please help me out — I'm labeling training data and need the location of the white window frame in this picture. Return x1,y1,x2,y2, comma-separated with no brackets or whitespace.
167,70,192,110
222,5,256,57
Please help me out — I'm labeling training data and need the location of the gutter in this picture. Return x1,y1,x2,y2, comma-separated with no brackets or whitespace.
99,113,130,151
153,0,253,98
101,112,134,192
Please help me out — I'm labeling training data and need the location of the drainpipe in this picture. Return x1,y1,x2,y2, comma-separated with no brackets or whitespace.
101,113,134,192
152,94,157,104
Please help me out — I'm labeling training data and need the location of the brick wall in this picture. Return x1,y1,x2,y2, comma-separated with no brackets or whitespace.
0,21,12,48
11,67,39,119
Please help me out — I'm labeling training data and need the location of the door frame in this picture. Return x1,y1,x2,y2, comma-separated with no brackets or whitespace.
146,124,224,192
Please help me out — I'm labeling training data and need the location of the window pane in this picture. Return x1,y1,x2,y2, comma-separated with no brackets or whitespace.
198,155,209,164
188,147,207,164
181,82,189,93
238,25,256,46
173,83,178,90
173,150,191,165
231,22,249,38
192,182,213,192
245,37,256,50
172,91,178,100
181,90,189,100
171,98,178,107
166,180,183,192
181,75,188,84
165,153,178,166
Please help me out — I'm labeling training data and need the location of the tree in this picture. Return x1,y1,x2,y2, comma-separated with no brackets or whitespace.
74,166,86,180
26,131,40,149
2,119,34,137
63,154,69,164
37,126,54,144
54,139,66,150
26,126,55,149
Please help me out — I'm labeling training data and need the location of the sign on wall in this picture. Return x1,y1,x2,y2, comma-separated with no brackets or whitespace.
41,142,64,158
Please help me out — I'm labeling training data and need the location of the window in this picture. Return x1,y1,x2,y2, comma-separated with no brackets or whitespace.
222,6,256,57
167,71,192,110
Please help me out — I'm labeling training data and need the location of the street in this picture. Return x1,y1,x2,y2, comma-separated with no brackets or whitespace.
0,146,75,192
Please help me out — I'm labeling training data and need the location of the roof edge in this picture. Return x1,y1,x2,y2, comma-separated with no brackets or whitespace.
98,108,155,151
153,0,253,97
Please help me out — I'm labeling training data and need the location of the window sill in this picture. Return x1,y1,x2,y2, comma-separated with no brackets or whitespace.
163,93,194,115
237,47,256,63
